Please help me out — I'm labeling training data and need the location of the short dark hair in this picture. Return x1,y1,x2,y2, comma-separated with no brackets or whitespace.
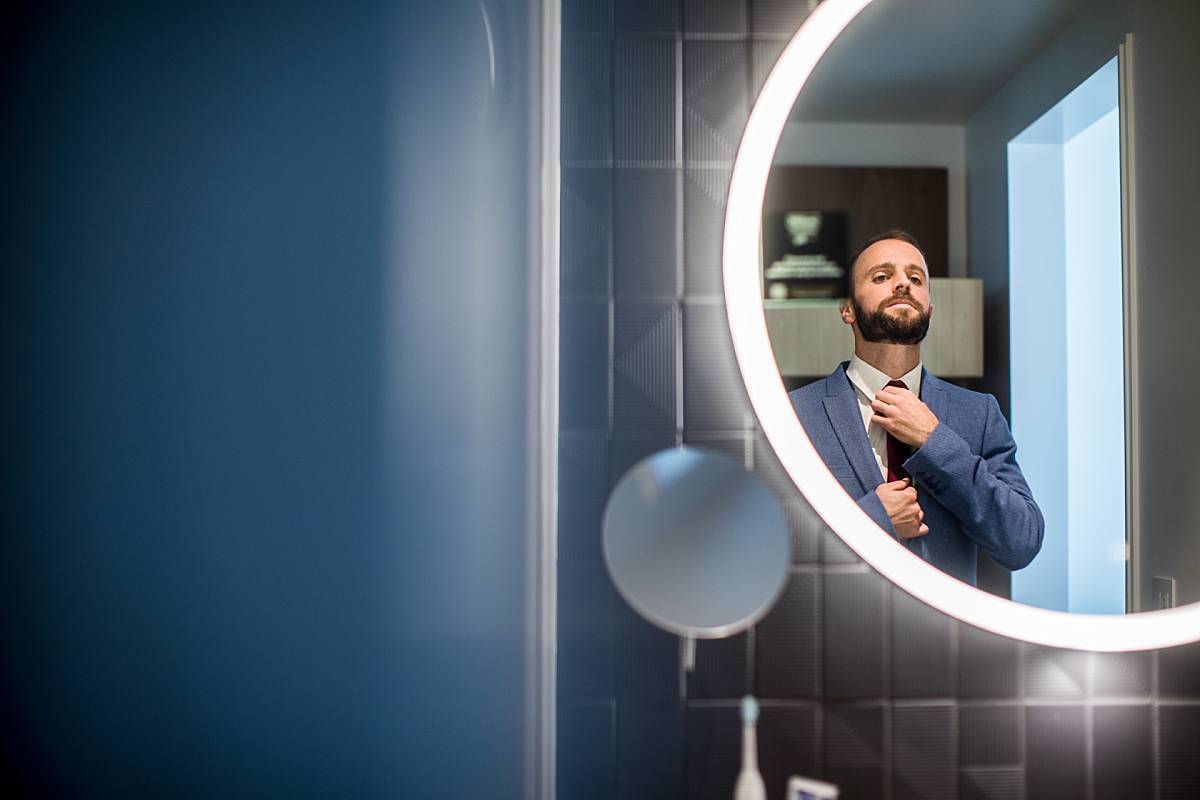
848,229,928,282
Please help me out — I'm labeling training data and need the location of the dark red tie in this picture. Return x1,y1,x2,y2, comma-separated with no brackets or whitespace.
884,379,910,482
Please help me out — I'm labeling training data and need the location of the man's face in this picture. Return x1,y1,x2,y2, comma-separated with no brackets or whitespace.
843,239,933,344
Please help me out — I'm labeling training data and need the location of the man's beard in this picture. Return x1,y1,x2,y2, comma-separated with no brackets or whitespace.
851,293,930,344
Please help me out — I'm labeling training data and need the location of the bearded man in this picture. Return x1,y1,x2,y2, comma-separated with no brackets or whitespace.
788,230,1043,585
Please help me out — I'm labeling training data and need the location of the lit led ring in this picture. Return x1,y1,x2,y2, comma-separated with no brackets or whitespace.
722,0,1199,651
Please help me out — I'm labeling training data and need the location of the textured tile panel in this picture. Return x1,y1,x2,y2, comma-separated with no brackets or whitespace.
614,0,679,34
893,705,956,800
957,624,1019,699
614,38,678,166
682,165,731,298
683,301,755,432
749,38,788,96
959,767,1024,800
613,595,681,702
759,705,820,797
1091,651,1151,697
749,0,818,36
562,167,613,297
1021,647,1086,700
612,300,678,430
616,701,685,799
891,587,955,698
1159,705,1200,800
824,570,886,699
613,168,679,298
824,704,885,799
609,431,678,491
562,35,613,164
558,430,611,574
684,0,748,35
959,706,1021,768
558,701,616,800
558,566,616,702
685,705,741,800
687,632,749,699
1024,705,1085,800
1158,641,1200,697
684,41,749,165
563,0,613,35
756,571,820,698
1093,705,1151,800
560,296,612,430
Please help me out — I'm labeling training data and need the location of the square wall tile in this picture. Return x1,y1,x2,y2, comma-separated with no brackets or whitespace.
892,705,956,800
820,527,862,565
682,166,730,298
684,41,749,165
683,301,755,432
558,567,616,702
1093,705,1151,800
756,571,819,698
562,36,613,165
615,0,679,34
614,599,681,703
562,167,612,298
612,299,679,431
558,701,616,800
1159,705,1200,800
687,633,749,700
609,431,677,490
823,570,886,699
614,168,679,299
957,624,1019,699
750,38,788,96
959,768,1024,800
1158,642,1200,697
749,0,818,36
891,588,955,698
558,431,610,575
824,704,885,799
1091,651,1151,698
616,701,685,800
563,0,612,35
1022,647,1087,700
685,705,740,800
760,705,819,796
684,0,747,35
560,296,611,430
614,38,678,166
959,706,1021,768
1025,705,1086,800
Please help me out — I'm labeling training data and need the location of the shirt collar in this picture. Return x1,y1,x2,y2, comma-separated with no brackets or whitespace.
846,353,922,400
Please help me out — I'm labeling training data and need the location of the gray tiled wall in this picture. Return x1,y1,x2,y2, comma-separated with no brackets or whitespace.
556,2,1200,798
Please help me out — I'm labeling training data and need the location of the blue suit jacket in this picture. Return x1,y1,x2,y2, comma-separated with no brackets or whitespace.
789,363,1044,585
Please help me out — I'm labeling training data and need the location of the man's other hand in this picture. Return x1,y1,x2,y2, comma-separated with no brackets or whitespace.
875,478,928,540
871,385,939,448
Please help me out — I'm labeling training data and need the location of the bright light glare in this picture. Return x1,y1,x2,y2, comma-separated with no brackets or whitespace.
721,0,1200,651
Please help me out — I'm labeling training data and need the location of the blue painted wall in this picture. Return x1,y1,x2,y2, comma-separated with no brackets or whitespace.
3,2,533,796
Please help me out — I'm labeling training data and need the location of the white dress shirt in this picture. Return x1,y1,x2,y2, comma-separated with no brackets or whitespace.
845,354,923,480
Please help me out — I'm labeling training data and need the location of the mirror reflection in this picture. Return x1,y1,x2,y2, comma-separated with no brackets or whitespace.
763,0,1200,614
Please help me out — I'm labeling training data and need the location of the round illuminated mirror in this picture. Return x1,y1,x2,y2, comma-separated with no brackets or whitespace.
723,0,1200,650
602,447,790,640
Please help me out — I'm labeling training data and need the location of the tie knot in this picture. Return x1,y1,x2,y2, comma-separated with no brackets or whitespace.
886,379,907,390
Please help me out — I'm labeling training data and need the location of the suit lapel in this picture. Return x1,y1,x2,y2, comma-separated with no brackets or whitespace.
920,369,948,426
822,368,883,492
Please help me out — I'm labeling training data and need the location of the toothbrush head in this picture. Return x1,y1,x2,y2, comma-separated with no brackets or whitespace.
740,695,759,725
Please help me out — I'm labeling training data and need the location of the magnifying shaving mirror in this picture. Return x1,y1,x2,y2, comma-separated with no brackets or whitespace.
723,0,1200,651
601,447,791,660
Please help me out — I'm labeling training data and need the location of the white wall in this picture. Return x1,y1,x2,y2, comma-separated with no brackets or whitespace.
774,122,968,276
